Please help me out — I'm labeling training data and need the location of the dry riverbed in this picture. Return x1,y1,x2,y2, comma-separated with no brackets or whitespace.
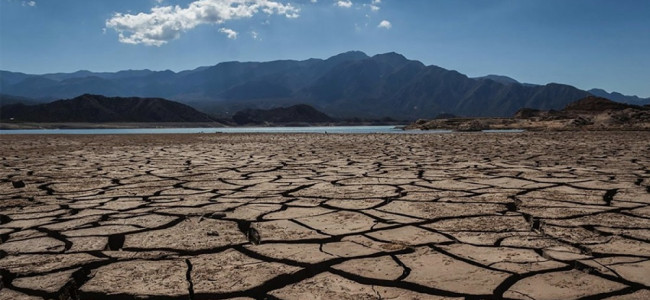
0,132,649,299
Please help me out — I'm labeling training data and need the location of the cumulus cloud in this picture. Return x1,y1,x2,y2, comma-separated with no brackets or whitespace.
377,19,391,29
336,0,352,8
106,0,300,46
219,27,238,39
372,0,380,4
22,1,36,7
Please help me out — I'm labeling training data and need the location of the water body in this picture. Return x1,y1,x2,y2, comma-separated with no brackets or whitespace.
481,129,525,133
0,126,523,135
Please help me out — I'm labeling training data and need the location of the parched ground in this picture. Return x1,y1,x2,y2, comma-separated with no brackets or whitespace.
0,132,649,300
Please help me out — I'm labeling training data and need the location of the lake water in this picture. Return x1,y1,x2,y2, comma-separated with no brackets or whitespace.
0,126,523,135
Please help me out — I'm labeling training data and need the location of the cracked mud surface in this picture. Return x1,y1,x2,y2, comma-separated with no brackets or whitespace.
1,132,649,299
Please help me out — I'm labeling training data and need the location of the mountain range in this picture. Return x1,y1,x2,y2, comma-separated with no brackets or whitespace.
2,51,648,120
468,75,650,106
586,88,650,105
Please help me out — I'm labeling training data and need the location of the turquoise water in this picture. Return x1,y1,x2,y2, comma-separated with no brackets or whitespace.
0,126,523,135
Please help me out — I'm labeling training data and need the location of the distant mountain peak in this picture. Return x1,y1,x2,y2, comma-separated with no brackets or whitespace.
589,88,607,93
371,52,409,65
325,51,369,63
373,51,406,59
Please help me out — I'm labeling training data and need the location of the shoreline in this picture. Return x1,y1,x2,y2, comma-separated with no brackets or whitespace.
0,121,406,130
3,121,649,133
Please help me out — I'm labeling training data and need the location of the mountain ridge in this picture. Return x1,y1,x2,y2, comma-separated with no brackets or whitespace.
2,51,642,120
587,88,650,105
0,94,220,123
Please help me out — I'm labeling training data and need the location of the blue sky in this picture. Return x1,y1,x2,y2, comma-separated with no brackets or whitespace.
1,0,649,97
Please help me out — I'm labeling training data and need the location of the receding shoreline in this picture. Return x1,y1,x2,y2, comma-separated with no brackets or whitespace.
0,121,226,130
405,116,650,131
0,121,406,130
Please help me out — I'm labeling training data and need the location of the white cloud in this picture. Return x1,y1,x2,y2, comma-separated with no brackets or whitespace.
336,0,352,8
362,0,380,12
251,30,260,40
106,0,300,46
22,1,36,7
219,27,238,39
377,19,391,29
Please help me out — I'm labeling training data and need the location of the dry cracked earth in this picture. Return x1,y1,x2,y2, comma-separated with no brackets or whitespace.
0,132,649,300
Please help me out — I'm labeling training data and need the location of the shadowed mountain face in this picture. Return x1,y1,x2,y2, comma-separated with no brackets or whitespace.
232,104,333,125
0,94,40,106
0,94,218,122
1,51,598,119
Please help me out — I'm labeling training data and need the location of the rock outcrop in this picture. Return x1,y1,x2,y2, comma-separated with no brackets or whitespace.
408,96,650,131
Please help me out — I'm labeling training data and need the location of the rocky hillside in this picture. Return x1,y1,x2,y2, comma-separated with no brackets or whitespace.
563,96,641,112
0,94,219,123
408,96,650,131
232,104,333,125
